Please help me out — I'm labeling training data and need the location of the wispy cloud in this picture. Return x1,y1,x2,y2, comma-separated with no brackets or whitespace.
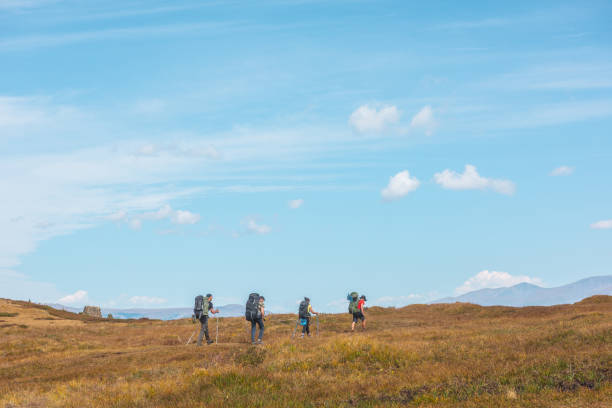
435,17,514,30
373,294,425,307
0,268,62,302
0,0,54,10
482,63,612,91
590,220,612,230
0,22,237,51
0,96,82,136
132,98,166,115
550,166,574,176
288,198,304,209
117,204,201,229
245,218,271,235
129,295,167,306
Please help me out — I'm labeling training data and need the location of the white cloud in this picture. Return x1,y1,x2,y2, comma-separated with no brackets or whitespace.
434,164,516,195
349,104,399,133
410,105,436,135
145,204,173,220
455,270,543,295
131,204,200,227
172,210,200,225
246,218,271,235
590,219,612,229
288,198,304,209
58,289,88,305
381,170,420,201
550,165,574,176
129,295,167,305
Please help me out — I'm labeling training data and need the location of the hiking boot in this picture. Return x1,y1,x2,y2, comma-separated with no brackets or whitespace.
207,339,214,345
257,339,263,344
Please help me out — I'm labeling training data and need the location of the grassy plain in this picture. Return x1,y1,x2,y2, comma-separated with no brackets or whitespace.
0,296,610,407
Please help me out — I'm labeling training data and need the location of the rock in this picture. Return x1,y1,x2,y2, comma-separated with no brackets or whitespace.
82,306,102,318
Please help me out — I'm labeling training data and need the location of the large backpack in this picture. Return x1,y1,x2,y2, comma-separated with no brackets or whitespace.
347,292,359,314
298,300,309,318
194,295,210,319
245,293,260,321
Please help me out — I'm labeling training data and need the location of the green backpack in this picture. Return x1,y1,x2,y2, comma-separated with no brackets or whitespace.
347,292,359,314
194,295,210,319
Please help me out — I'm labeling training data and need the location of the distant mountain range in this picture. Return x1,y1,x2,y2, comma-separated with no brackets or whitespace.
45,276,612,318
432,276,612,306
46,303,245,320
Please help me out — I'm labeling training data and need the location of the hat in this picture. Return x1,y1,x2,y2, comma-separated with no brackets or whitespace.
360,295,367,301
206,293,212,298
304,297,310,302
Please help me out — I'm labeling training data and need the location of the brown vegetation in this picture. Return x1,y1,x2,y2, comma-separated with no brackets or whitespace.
1,297,610,407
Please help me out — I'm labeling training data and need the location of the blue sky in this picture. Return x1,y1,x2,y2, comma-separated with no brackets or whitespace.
1,0,611,312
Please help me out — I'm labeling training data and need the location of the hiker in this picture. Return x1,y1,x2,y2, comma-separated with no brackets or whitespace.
348,293,366,331
195,294,220,346
298,297,318,337
245,293,265,345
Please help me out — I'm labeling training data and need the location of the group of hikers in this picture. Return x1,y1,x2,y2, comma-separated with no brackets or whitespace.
192,292,367,346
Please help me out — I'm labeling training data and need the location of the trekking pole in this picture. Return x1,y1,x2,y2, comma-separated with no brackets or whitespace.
186,327,198,345
292,319,299,338
215,316,219,344
316,315,319,336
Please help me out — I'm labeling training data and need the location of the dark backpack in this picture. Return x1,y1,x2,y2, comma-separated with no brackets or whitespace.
298,300,309,318
194,295,210,319
347,292,359,314
245,293,260,321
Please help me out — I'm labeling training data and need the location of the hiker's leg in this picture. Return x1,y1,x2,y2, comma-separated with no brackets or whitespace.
203,316,210,341
250,320,257,343
197,317,207,345
258,318,264,341
302,321,307,334
362,317,366,329
351,314,357,331
305,318,310,335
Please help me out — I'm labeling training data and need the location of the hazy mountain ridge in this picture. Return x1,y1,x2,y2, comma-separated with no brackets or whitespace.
45,276,612,318
432,276,612,306
46,303,245,320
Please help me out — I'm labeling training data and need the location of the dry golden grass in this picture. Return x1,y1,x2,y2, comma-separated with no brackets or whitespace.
1,296,610,407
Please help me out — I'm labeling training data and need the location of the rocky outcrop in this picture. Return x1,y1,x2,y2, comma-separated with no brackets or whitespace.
82,306,102,317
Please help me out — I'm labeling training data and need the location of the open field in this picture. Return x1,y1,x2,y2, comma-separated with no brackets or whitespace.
1,297,610,407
